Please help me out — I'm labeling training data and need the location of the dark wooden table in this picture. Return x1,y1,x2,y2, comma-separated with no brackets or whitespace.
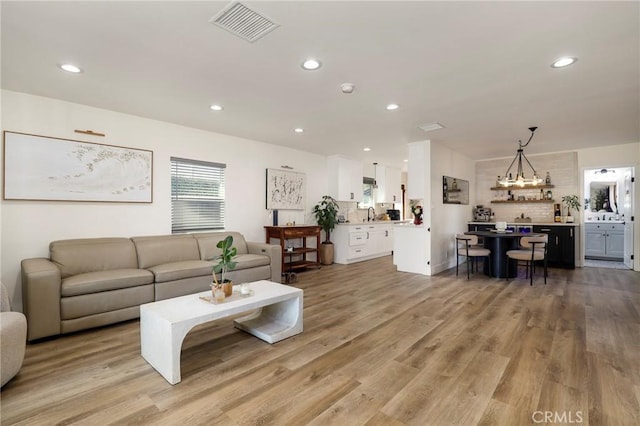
264,226,321,280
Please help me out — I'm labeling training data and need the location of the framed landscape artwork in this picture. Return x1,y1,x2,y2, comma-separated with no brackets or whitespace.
265,168,305,210
3,131,153,203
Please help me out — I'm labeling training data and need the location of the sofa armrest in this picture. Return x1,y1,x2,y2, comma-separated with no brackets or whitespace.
21,258,62,341
1,311,27,386
246,242,282,283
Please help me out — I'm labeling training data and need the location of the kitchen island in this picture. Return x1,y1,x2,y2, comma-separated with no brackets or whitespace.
393,222,431,275
468,222,579,269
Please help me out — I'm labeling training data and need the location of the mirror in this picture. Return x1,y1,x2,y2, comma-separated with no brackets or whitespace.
589,181,617,212
443,176,469,205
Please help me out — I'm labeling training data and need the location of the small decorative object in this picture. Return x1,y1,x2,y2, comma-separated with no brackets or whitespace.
213,235,237,297
546,190,553,200
210,283,226,304
411,205,423,225
312,195,339,265
545,172,551,185
554,204,562,222
240,283,251,295
451,178,458,190
562,195,581,223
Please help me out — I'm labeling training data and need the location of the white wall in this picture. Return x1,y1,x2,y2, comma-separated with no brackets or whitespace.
1,91,328,309
430,142,476,274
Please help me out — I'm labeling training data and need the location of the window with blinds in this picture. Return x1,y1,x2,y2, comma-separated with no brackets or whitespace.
171,157,226,233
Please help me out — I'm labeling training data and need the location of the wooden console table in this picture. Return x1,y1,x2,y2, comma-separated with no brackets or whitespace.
264,225,321,277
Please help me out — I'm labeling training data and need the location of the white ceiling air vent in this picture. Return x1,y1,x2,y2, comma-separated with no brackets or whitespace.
209,2,280,43
419,122,445,132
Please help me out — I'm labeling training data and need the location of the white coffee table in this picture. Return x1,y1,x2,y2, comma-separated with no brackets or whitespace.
140,280,303,385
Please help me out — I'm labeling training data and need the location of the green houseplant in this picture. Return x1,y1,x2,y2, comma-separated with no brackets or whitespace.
213,235,237,297
312,195,339,265
562,195,581,223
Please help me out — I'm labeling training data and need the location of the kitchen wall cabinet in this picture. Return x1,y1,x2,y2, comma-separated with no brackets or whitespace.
375,165,401,204
585,223,624,259
533,225,576,269
328,155,363,202
333,223,393,264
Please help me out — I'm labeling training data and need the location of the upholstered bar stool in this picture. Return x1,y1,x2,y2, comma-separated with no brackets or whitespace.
505,234,548,285
456,234,491,279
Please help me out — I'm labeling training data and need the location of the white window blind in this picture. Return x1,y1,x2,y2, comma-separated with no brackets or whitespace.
171,157,226,233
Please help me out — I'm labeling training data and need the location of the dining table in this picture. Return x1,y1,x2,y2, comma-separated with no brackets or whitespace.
465,230,539,278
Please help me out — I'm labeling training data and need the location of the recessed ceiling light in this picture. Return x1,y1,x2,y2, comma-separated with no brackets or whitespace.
363,147,371,152
59,63,82,73
340,83,355,94
551,57,578,68
386,104,399,111
403,159,408,162
210,104,223,111
294,128,304,133
301,59,321,70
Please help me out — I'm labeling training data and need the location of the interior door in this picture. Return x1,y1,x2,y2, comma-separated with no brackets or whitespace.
623,169,635,269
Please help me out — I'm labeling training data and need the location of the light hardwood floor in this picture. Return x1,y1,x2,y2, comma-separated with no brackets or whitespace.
1,257,639,425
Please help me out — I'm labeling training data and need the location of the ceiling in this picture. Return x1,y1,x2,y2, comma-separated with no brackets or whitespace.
2,1,639,169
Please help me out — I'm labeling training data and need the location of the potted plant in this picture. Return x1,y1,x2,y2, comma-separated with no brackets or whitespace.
213,235,237,297
562,195,581,223
312,195,339,265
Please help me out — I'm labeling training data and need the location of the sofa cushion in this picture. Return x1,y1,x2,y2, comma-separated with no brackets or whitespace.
233,254,270,271
194,231,248,260
148,260,213,283
51,238,139,279
61,285,154,320
132,234,201,269
61,269,154,297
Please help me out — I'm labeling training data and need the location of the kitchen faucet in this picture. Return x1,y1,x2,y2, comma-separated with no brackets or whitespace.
367,207,375,221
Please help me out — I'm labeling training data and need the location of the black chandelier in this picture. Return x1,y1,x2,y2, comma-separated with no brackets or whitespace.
499,127,542,187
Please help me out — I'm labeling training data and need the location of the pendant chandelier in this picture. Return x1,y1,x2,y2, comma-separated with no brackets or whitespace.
499,126,542,187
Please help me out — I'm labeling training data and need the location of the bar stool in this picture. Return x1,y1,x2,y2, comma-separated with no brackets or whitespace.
505,235,548,285
456,234,492,279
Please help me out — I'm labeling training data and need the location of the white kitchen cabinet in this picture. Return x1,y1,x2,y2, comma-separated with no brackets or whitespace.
328,155,363,202
585,223,624,259
375,165,401,204
333,223,394,264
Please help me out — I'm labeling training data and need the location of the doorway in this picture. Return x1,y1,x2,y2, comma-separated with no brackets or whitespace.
583,167,635,269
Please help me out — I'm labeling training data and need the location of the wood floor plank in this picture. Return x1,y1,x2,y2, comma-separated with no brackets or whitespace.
1,256,638,425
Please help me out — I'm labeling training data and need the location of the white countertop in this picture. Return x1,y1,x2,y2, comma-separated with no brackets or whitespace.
337,220,409,226
468,221,580,227
584,220,625,224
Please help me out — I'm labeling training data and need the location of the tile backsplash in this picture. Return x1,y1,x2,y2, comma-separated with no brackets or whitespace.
476,152,579,222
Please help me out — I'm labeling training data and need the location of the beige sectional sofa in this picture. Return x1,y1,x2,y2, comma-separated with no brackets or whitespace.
21,231,281,341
